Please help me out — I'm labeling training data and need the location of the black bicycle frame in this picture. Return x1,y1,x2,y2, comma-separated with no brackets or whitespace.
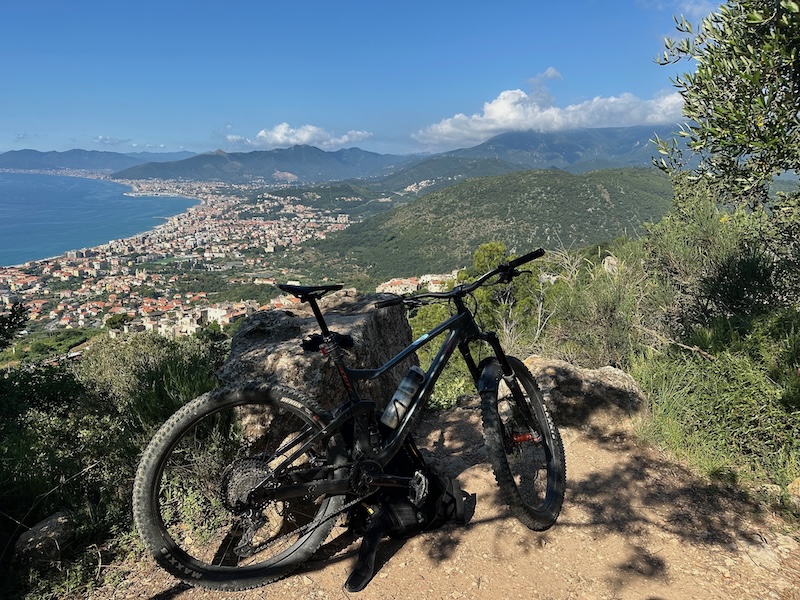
317,294,515,468
253,294,518,504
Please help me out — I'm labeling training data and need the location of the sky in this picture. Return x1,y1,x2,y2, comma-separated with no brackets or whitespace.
0,0,719,156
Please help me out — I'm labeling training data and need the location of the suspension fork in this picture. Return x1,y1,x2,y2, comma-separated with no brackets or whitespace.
480,331,542,444
484,330,514,375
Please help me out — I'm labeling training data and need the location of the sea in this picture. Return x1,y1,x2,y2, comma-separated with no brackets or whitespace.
0,172,198,267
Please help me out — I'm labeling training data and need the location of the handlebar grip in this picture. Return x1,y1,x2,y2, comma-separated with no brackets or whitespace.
375,296,403,309
508,248,545,269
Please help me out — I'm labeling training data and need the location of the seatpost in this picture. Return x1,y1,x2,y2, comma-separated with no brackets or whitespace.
304,296,331,336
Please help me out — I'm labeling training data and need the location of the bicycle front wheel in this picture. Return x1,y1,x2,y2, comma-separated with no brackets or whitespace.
481,357,566,530
132,384,347,591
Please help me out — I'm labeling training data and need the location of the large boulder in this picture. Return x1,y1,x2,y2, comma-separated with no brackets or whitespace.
219,289,417,412
13,512,76,566
524,355,646,427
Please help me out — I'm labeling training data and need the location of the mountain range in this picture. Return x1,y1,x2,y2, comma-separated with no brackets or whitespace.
0,125,679,184
111,146,412,183
0,149,195,172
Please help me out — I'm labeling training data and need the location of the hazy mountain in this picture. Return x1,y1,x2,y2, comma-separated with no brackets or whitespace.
363,156,529,194
444,125,679,173
0,149,195,171
111,146,414,183
2,125,681,185
105,125,678,183
123,151,196,162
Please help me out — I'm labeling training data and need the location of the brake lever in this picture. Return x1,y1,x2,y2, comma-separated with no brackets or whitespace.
496,267,532,285
496,269,515,285
402,297,424,309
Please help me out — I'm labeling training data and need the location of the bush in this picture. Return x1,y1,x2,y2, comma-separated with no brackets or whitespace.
534,241,670,369
0,332,221,597
631,348,800,488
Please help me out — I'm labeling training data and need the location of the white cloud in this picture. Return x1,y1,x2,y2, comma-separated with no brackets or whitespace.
227,122,372,150
93,135,131,146
676,0,717,20
635,0,717,20
412,88,684,149
130,143,166,149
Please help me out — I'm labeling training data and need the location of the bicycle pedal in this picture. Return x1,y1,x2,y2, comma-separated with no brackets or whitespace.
408,470,429,507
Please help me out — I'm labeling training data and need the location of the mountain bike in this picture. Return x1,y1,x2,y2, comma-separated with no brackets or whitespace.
132,248,566,591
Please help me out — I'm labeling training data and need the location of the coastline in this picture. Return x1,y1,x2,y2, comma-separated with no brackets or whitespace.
1,174,354,335
0,170,205,268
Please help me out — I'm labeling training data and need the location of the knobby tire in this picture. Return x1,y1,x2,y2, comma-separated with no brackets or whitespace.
481,356,566,530
132,384,347,591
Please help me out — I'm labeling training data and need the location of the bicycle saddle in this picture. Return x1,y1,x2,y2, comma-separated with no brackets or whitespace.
277,283,343,301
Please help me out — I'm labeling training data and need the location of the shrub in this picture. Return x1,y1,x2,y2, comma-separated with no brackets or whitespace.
631,348,800,488
0,332,221,597
534,241,669,369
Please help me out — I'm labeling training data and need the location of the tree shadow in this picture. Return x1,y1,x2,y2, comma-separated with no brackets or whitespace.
564,427,765,548
404,383,777,591
146,365,782,597
148,582,193,600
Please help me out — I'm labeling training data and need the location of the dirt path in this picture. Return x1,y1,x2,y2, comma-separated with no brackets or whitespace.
91,397,800,600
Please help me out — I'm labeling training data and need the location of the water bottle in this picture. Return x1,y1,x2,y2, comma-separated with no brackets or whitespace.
380,365,426,429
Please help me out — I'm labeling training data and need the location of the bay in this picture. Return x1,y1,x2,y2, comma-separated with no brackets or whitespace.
0,172,197,267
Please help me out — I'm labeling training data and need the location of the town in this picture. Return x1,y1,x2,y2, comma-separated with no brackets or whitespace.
0,177,457,342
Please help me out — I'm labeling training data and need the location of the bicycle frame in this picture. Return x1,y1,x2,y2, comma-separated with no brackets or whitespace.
312,293,514,469
262,248,545,501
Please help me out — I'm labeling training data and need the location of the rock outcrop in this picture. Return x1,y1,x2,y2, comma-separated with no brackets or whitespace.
524,355,646,427
13,512,75,566
219,289,417,412
219,290,649,424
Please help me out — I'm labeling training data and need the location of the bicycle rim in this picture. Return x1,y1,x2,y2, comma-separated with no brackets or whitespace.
133,386,345,589
483,357,566,530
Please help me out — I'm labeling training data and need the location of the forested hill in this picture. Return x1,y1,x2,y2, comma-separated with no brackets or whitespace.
311,167,673,279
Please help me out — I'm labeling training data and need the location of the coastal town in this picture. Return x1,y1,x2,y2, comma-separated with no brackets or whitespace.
0,176,456,344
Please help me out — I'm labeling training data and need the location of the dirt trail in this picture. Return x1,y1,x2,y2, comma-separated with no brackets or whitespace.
91,397,800,600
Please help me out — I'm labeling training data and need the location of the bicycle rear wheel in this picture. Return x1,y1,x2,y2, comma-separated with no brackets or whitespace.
481,357,566,530
132,384,347,591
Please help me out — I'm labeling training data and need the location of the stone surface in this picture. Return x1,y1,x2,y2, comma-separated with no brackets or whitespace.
219,289,417,412
524,355,646,426
14,511,75,565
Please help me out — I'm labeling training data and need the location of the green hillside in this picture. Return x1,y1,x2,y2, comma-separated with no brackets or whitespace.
365,156,529,193
310,167,673,279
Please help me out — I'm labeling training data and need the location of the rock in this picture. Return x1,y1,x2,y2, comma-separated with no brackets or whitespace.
14,512,76,565
523,355,646,426
788,478,800,514
219,289,417,412
602,255,619,275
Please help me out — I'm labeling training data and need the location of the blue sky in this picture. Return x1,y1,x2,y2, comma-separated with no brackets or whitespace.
0,0,718,155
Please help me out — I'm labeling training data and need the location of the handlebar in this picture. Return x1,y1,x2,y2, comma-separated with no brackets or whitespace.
508,247,545,269
375,247,544,309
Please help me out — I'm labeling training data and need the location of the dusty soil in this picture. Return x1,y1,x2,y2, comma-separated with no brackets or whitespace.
90,396,800,600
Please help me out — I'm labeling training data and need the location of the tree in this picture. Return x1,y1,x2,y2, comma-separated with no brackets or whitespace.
195,321,227,343
0,303,28,350
657,0,800,301
105,313,133,330
657,0,800,197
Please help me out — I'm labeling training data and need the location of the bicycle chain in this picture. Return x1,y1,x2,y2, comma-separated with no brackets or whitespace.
235,482,371,558
244,443,420,553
